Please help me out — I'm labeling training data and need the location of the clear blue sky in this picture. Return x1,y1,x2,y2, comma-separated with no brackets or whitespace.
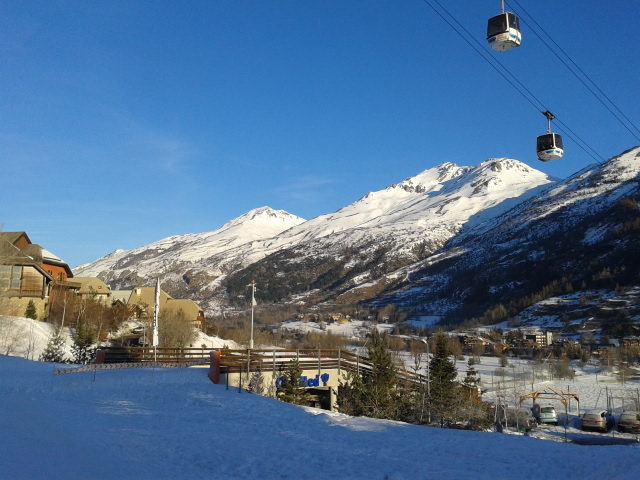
2,0,639,267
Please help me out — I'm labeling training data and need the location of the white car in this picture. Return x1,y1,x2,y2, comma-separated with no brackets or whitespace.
581,410,613,432
532,405,558,425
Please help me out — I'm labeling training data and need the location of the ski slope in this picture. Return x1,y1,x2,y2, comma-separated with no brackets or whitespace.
1,355,639,480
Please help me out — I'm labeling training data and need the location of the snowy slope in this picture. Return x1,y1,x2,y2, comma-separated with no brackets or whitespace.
2,355,639,480
454,146,640,242
0,316,239,361
0,316,75,361
379,146,640,320
73,158,554,312
250,158,552,257
74,206,306,279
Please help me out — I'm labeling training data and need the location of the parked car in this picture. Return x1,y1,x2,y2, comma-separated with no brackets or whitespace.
581,410,613,432
618,411,640,434
532,404,558,425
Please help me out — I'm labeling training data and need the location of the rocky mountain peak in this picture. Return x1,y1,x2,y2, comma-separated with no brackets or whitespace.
222,206,305,229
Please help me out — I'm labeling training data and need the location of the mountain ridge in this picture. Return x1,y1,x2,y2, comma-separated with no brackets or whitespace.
75,156,557,314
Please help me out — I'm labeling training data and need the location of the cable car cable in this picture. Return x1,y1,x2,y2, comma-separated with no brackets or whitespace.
506,0,640,142
508,0,640,140
424,0,602,162
419,0,603,163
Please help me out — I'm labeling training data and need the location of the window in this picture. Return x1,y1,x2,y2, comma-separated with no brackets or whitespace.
0,265,22,290
0,265,10,289
537,134,556,151
487,14,508,38
11,267,22,289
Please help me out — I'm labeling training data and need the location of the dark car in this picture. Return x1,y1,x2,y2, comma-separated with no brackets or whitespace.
618,411,640,434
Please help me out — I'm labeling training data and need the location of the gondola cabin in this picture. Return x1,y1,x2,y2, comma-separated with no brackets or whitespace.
536,133,564,161
487,12,522,51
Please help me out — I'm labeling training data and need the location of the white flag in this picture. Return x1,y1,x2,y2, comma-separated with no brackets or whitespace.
251,282,257,307
152,278,160,347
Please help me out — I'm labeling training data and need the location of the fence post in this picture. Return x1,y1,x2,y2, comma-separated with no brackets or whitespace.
273,348,276,373
338,349,341,374
95,349,106,364
318,346,321,378
247,348,251,380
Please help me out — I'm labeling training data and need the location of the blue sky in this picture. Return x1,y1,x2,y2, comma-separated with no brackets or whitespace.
2,0,639,267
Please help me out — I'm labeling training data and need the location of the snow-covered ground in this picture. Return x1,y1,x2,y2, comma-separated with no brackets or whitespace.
0,315,75,361
0,315,239,362
2,355,640,480
2,316,640,479
279,319,396,338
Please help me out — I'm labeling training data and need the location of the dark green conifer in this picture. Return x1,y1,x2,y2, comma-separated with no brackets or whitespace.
24,300,37,320
40,330,66,363
428,332,459,426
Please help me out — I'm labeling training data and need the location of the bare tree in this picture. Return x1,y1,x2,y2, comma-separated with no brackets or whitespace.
159,308,196,348
0,317,25,356
24,323,37,360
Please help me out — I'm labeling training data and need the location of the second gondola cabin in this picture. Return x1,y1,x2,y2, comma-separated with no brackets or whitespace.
487,12,522,51
537,111,564,161
537,133,564,161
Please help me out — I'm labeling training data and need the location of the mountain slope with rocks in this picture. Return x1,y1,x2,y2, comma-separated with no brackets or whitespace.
375,146,640,325
77,157,554,314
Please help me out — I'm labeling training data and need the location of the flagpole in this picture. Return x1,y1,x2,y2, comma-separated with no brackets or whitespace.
250,280,256,349
153,278,160,363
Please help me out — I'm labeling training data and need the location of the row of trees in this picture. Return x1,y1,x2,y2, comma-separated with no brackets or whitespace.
336,331,491,430
35,287,198,364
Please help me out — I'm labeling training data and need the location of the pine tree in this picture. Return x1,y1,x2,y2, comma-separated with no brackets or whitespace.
462,358,481,394
428,332,459,427
24,300,37,320
248,369,265,395
278,360,310,405
337,368,366,416
40,330,66,363
337,330,399,419
71,319,96,365
362,329,398,419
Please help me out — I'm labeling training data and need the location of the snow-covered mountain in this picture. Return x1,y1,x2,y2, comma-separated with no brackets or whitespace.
76,157,554,313
74,206,305,296
376,146,640,323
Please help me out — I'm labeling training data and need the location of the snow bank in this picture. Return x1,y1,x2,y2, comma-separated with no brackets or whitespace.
1,355,639,480
0,315,74,361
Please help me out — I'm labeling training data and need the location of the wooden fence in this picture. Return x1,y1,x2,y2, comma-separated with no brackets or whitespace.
96,346,212,365
95,347,428,388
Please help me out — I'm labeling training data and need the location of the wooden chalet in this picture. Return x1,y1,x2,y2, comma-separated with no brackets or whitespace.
0,232,78,319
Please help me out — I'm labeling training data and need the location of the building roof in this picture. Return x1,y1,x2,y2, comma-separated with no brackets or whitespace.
0,238,24,259
0,234,72,277
164,298,203,319
72,277,112,295
21,244,44,262
0,232,31,246
128,286,172,316
111,290,132,304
